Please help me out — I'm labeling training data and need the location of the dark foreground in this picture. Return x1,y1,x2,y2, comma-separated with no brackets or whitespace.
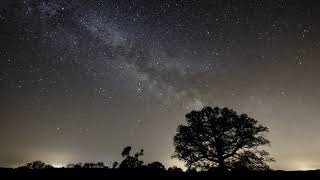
1,168,320,179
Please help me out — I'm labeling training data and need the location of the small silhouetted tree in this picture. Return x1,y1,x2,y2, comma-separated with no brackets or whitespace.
66,163,75,168
173,106,273,171
119,146,144,169
74,163,82,168
112,162,119,169
147,161,165,170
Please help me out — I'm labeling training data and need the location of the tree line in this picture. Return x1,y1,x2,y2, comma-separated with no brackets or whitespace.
18,106,274,172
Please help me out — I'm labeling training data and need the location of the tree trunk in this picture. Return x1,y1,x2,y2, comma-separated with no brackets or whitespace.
218,156,225,172
216,144,226,172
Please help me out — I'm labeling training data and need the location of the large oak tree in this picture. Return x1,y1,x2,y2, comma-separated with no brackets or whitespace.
173,106,273,171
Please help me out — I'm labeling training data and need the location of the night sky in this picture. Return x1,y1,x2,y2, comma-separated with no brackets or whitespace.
1,0,320,170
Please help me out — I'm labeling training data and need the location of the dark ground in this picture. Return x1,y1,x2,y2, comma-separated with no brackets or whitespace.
1,168,320,179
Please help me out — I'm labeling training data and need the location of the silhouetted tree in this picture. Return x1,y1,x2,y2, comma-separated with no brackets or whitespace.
83,163,91,168
173,106,273,171
112,162,119,169
119,146,144,169
22,161,53,169
146,161,165,170
74,163,82,168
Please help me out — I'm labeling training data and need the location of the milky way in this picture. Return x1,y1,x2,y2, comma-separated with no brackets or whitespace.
1,0,320,170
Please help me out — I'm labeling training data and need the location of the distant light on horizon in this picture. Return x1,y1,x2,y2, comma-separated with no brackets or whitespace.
293,160,320,171
52,163,65,168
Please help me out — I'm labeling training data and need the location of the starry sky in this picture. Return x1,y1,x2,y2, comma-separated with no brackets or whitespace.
1,0,320,170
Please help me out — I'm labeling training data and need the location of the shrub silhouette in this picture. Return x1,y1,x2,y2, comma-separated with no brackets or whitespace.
82,162,106,168
167,166,183,172
96,162,105,168
21,161,53,169
146,161,165,170
173,106,273,171
66,162,107,169
66,163,76,168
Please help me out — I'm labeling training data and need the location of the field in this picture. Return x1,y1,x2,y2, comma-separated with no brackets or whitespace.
1,168,320,179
